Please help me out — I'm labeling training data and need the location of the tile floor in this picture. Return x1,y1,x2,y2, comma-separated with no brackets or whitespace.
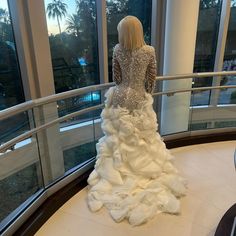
35,141,236,236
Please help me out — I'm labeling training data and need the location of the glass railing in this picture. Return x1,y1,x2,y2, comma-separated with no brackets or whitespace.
0,72,235,235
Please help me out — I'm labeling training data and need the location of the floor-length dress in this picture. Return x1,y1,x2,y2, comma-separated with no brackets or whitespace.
87,44,187,226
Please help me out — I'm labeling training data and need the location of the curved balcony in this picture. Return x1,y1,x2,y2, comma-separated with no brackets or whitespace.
0,71,236,235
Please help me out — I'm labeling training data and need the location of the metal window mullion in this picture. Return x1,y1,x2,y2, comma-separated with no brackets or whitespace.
8,0,38,142
96,0,109,84
151,0,167,130
9,0,65,185
210,0,231,106
8,0,36,101
151,0,167,76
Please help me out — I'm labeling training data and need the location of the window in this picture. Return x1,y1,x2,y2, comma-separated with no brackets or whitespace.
0,1,25,110
0,0,29,144
219,0,236,104
44,0,99,94
106,0,152,81
192,0,222,106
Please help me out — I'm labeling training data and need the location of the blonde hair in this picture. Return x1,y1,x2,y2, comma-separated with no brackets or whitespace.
117,16,145,50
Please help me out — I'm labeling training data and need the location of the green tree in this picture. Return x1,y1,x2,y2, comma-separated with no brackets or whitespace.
75,0,99,85
106,0,152,49
0,8,13,42
47,0,67,34
66,14,80,37
75,0,97,39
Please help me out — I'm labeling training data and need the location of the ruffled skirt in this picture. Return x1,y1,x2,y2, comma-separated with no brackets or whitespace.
87,87,187,226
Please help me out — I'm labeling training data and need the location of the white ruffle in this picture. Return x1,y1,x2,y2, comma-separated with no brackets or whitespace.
87,87,187,226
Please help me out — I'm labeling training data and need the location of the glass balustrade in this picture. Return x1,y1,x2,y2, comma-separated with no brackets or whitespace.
0,132,44,230
0,111,31,145
0,91,104,231
191,76,236,131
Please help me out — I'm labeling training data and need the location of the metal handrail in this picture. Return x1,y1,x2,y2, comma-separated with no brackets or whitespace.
0,104,104,153
0,71,236,122
157,71,236,81
0,85,236,153
0,83,114,121
153,85,236,96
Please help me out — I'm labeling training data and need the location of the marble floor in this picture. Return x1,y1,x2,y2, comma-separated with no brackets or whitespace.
35,141,236,236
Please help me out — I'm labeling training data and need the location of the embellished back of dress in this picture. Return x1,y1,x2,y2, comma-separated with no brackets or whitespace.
112,44,157,111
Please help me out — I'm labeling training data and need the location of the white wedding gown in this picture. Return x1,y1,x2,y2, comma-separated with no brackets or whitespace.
87,44,187,226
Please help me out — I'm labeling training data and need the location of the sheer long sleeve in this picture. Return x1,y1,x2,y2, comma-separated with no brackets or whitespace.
145,50,157,94
112,49,122,85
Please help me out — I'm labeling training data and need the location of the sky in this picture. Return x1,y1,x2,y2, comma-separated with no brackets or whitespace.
0,0,9,11
0,0,77,35
44,0,77,35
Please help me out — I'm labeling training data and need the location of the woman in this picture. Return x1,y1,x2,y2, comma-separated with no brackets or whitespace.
87,16,186,226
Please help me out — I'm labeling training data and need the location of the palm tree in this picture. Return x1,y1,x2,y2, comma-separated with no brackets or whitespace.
47,0,67,34
66,14,80,37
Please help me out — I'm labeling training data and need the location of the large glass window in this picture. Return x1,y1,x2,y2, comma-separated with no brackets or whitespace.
191,0,222,106
219,1,236,104
44,0,99,94
0,1,29,145
106,0,152,81
0,1,25,110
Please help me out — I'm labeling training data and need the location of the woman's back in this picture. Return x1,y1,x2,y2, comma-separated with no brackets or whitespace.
112,44,157,111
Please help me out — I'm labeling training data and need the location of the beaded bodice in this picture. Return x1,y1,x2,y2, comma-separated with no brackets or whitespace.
111,44,157,111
